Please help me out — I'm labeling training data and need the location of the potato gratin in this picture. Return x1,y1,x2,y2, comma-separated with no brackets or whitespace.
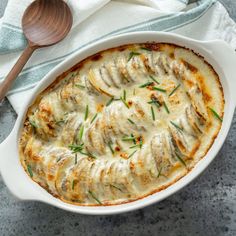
19,43,224,206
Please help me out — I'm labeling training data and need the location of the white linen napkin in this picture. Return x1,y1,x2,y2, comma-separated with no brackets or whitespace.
0,0,236,113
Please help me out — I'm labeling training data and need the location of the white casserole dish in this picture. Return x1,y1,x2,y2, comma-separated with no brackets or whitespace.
0,31,236,215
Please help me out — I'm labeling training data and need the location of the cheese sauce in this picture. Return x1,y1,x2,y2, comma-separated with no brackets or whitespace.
19,43,224,206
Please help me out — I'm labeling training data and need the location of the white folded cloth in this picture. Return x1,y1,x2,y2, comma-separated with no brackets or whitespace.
0,0,236,113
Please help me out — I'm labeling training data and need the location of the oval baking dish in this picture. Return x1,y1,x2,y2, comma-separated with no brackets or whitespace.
0,32,236,215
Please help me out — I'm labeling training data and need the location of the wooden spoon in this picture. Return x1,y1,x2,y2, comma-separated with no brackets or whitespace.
0,0,73,102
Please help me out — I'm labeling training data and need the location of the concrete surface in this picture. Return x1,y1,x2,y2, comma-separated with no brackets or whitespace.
0,0,236,235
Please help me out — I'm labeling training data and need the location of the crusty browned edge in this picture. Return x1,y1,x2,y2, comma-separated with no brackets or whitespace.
19,42,225,207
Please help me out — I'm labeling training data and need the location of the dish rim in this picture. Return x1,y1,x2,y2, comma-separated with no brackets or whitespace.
0,31,236,215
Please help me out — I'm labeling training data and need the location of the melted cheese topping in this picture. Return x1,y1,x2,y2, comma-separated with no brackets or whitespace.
19,43,224,206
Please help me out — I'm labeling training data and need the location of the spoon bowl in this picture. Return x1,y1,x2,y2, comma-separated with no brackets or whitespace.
23,0,73,47
0,0,73,101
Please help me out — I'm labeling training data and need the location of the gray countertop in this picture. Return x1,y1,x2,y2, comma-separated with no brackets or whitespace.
0,1,236,235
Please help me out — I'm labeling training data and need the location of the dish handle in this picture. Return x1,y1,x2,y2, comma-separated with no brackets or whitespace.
0,132,46,201
199,40,236,109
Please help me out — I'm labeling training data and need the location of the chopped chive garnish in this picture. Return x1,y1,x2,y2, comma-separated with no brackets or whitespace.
127,118,135,125
84,105,89,121
128,150,137,158
131,133,136,144
139,81,153,88
153,87,166,93
108,141,114,154
27,164,33,177
72,180,75,190
122,75,129,82
110,184,123,192
163,102,170,114
79,151,96,159
57,156,63,162
75,84,85,89
69,143,84,153
88,190,102,205
123,90,126,101
55,119,64,125
106,97,114,106
169,84,181,97
120,97,129,108
209,107,223,122
170,121,183,131
157,167,163,178
90,113,98,124
149,75,160,84
147,100,161,107
133,89,136,95
140,47,151,51
75,154,78,165
29,120,37,128
122,136,136,141
78,125,84,142
175,152,187,167
129,144,141,149
128,52,141,62
139,137,143,148
151,106,155,121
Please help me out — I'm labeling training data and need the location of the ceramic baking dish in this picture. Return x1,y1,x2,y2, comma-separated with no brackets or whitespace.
0,31,235,215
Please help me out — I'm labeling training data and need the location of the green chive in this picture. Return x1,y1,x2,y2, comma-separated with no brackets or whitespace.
163,102,170,114
88,190,102,205
129,144,140,149
170,121,183,131
169,84,181,97
120,97,129,108
139,81,153,88
123,90,126,101
131,133,136,144
139,137,143,148
27,164,33,177
78,125,84,142
175,152,187,167
79,151,96,159
57,157,63,162
140,47,151,51
129,137,142,149
151,106,155,121
72,180,75,190
128,52,141,62
122,136,136,142
133,89,136,95
90,113,98,124
153,87,166,93
110,184,123,192
122,75,129,82
108,141,114,154
55,119,65,125
127,118,135,125
69,143,84,153
84,105,89,121
72,199,82,203
147,100,161,107
128,150,137,158
157,167,163,178
29,120,37,128
209,107,223,122
106,97,114,106
75,84,85,89
149,75,160,84
75,154,78,165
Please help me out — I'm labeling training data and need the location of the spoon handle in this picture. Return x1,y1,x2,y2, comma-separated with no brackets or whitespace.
0,44,36,102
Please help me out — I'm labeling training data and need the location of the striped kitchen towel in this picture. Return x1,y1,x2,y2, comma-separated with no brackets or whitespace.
0,0,236,113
